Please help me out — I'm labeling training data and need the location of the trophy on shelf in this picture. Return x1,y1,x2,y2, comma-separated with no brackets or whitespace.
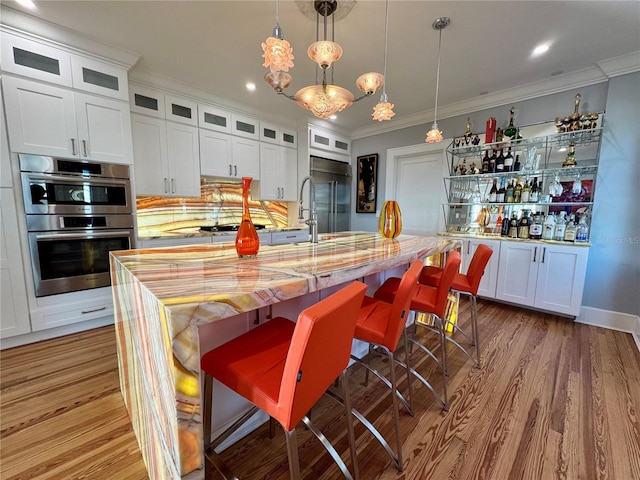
555,94,600,133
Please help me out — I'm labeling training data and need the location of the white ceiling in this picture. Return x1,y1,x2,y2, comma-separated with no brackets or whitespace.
2,1,639,137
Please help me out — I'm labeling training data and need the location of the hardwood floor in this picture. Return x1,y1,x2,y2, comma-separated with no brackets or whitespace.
1,299,639,480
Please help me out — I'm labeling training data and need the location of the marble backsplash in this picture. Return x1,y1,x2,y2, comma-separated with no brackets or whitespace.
136,178,288,237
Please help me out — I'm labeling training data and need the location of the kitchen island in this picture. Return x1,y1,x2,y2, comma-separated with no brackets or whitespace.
110,232,457,480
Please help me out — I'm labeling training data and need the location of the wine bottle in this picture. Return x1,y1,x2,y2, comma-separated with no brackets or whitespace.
496,148,505,172
505,180,515,203
521,180,531,203
530,177,539,203
514,180,522,203
513,154,522,171
504,107,518,139
497,178,506,203
503,147,513,172
489,178,498,203
489,150,497,173
482,150,490,173
501,211,512,236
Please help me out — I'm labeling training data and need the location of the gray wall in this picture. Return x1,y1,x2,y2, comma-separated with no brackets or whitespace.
351,75,639,316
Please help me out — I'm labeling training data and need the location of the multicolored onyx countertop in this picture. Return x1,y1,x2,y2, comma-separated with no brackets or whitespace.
110,232,457,479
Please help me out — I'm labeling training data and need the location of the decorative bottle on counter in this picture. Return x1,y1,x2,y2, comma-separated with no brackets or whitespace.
235,177,260,258
379,200,403,238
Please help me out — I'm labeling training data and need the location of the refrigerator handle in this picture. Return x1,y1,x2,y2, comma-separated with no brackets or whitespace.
333,181,338,233
329,180,335,233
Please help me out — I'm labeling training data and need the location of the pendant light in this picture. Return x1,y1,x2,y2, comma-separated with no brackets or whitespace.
372,0,394,121
261,0,295,74
425,17,450,143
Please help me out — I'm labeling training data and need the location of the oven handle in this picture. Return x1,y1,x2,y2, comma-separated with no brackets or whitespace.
31,230,134,241
23,172,130,187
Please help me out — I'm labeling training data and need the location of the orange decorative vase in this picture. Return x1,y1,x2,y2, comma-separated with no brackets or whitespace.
235,177,260,258
378,200,402,238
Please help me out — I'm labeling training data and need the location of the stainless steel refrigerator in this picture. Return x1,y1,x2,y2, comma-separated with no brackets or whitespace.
310,156,352,233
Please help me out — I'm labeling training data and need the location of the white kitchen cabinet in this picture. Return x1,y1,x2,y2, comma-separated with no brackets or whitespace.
253,143,297,201
459,238,501,298
3,76,132,163
231,113,260,140
0,188,31,338
198,104,232,133
495,240,589,316
70,55,129,101
199,130,259,180
533,244,589,316
165,94,198,126
1,92,12,188
131,113,200,197
231,136,260,179
309,126,350,156
129,84,166,119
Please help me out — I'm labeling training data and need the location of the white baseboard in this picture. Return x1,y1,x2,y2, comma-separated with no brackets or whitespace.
576,306,640,352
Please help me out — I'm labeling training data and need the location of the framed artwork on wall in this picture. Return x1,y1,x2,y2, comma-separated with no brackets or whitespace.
356,154,378,213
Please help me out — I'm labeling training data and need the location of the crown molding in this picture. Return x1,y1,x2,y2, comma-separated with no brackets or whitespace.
0,5,139,69
352,52,640,140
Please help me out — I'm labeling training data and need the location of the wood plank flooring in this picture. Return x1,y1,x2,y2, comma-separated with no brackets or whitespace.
1,299,639,480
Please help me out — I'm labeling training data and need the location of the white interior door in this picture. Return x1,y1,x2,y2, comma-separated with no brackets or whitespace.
385,143,448,235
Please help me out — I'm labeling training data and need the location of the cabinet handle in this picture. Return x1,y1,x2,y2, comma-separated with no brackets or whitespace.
234,165,237,176
171,178,176,193
533,246,538,262
281,187,284,199
467,241,471,255
541,247,546,263
71,138,77,155
81,306,106,314
82,140,88,157
164,177,168,193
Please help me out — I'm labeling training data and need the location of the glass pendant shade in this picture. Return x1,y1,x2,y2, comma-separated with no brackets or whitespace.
264,71,293,92
262,37,295,73
373,92,394,121
356,72,384,95
308,41,343,68
426,122,443,143
235,177,260,258
378,200,402,238
294,84,355,119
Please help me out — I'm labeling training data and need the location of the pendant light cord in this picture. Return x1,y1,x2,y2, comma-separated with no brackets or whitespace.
382,0,389,96
433,26,442,124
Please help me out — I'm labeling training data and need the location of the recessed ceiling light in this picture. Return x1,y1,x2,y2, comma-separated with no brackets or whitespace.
15,0,36,8
246,83,256,92
329,115,337,120
532,44,550,57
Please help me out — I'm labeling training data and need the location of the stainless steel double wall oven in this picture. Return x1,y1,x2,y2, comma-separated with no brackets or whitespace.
20,155,134,297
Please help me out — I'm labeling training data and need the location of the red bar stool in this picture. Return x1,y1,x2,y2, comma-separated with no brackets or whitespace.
418,243,493,369
349,260,422,471
374,251,462,411
200,281,367,480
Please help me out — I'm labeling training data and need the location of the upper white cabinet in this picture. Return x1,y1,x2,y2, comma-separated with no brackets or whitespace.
130,84,166,118
231,113,259,140
1,32,128,100
495,240,588,316
231,136,260,179
131,113,200,197
261,122,297,149
198,104,232,133
165,94,198,126
253,142,297,201
2,76,133,163
0,188,31,339
309,126,350,156
199,129,233,177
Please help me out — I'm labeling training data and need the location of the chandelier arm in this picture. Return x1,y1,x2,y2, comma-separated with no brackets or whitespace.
277,91,297,101
352,92,375,103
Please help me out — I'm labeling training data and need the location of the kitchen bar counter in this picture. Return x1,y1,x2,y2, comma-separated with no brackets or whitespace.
110,232,456,480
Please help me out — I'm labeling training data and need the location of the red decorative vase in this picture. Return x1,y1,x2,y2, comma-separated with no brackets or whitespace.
378,200,402,239
235,177,260,258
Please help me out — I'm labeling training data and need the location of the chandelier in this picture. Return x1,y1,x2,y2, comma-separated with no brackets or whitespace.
263,0,385,120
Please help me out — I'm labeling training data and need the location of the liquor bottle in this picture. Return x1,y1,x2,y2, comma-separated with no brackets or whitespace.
542,212,556,240
513,154,522,172
485,117,497,144
496,148,505,172
495,207,504,234
503,147,514,172
529,212,543,239
508,212,519,238
564,214,577,242
505,180,515,203
501,211,512,236
504,107,518,139
496,128,504,143
518,209,532,239
554,211,567,241
530,177,539,203
521,180,531,203
482,150,490,173
489,178,498,203
562,142,577,168
514,180,522,203
575,214,589,242
489,150,497,173
497,177,506,203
